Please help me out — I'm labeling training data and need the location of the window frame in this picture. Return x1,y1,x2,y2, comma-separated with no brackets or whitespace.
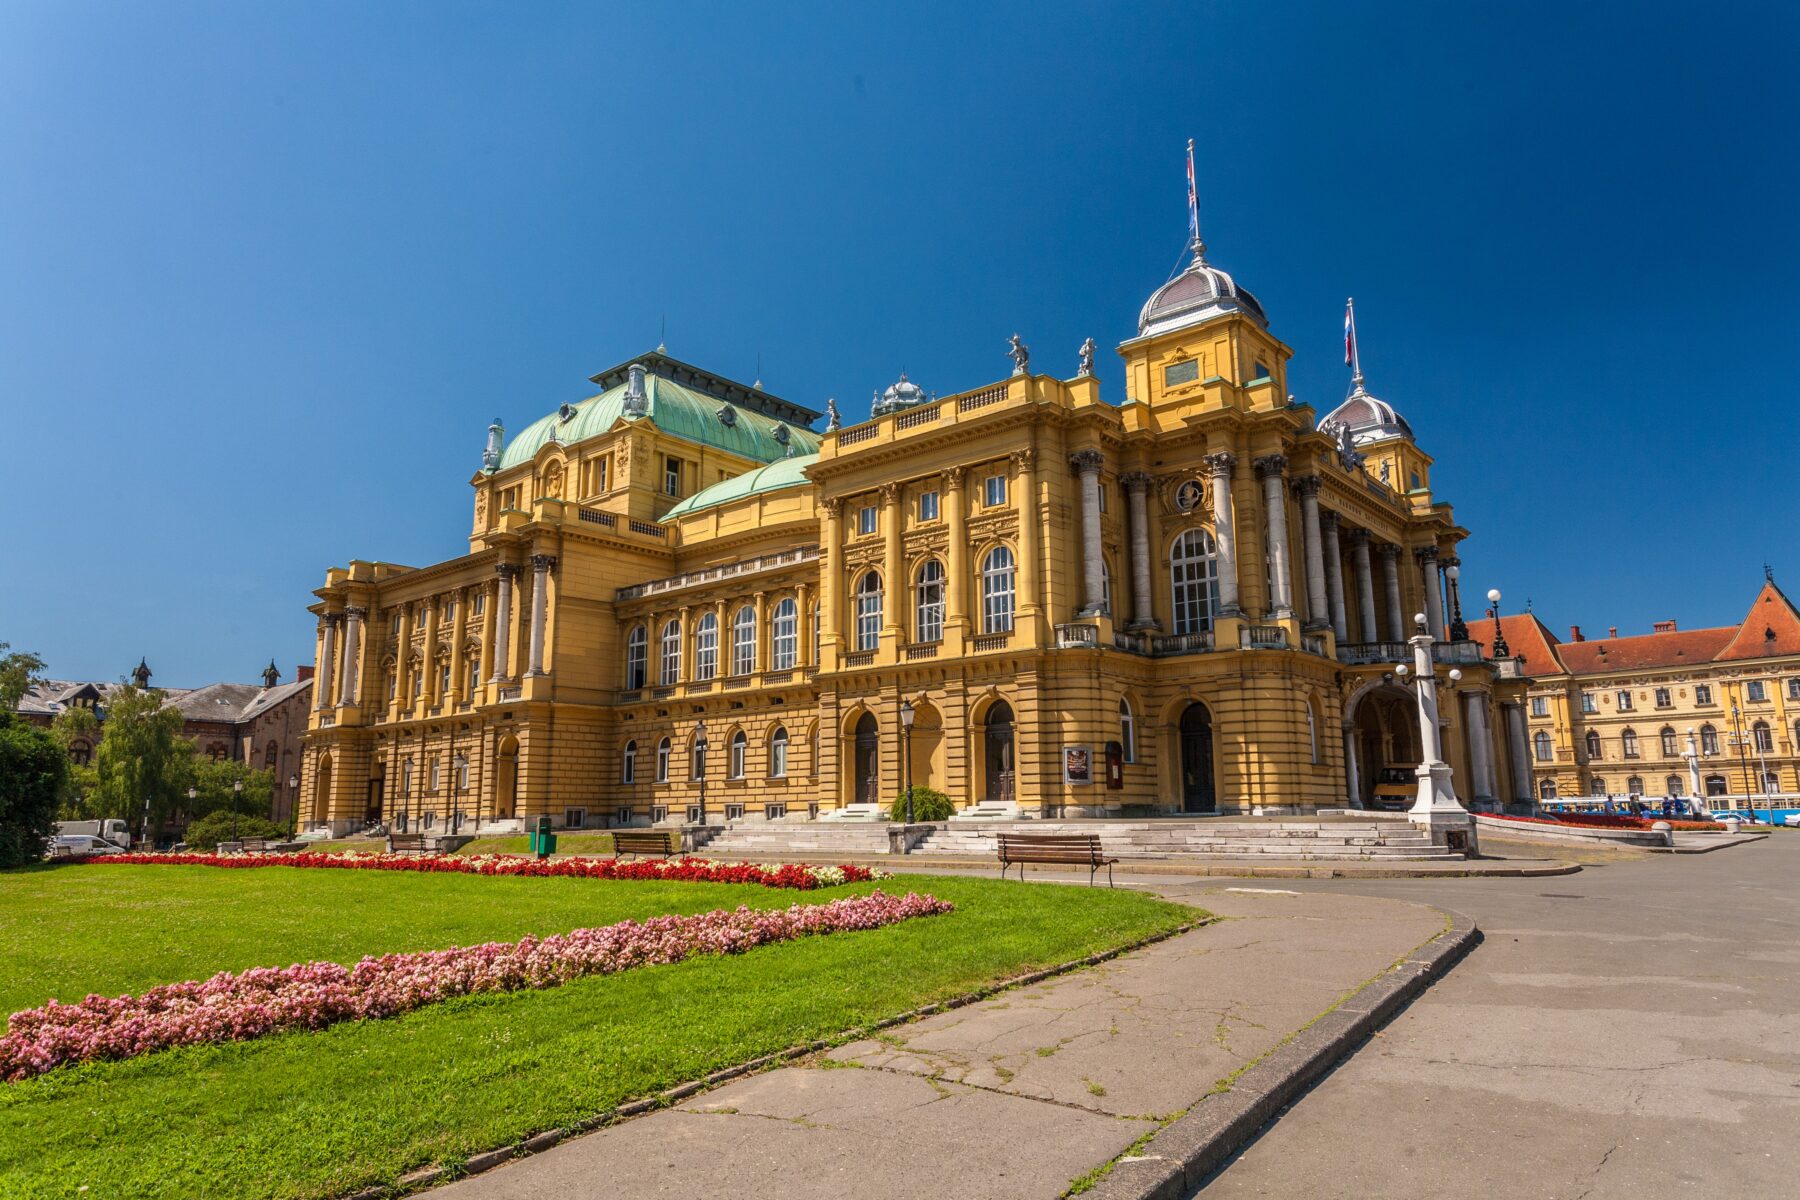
980,545,1016,634
915,559,945,643
728,729,747,780
625,625,648,689
693,612,718,681
1169,528,1221,635
622,740,637,784
983,474,1007,507
855,572,883,651
771,599,798,670
769,726,789,778
655,737,671,783
731,605,757,676
658,619,681,686
918,490,939,522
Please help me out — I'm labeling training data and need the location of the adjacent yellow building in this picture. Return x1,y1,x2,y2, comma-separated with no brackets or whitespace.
300,220,1528,836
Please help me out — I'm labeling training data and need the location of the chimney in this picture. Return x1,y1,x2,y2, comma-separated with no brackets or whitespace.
1652,619,1677,633
1569,625,1584,642
297,665,315,682
1608,627,1618,639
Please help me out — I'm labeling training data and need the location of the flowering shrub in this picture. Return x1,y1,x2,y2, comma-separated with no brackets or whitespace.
1,890,951,1082
74,851,885,890
1482,813,1718,833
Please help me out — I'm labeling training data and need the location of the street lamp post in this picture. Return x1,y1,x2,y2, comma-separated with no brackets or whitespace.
231,778,243,842
288,775,300,840
1486,588,1510,658
1445,563,1469,642
900,700,916,825
186,786,197,849
694,719,709,824
1728,701,1758,823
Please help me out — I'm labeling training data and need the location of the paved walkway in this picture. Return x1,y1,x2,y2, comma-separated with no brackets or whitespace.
433,885,1451,1200
1199,832,1800,1198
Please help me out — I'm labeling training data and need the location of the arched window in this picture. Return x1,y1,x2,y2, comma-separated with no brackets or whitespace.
1753,720,1773,753
1762,770,1781,794
770,726,789,778
1660,726,1679,757
622,739,637,784
626,626,648,690
811,604,821,664
915,560,945,643
1621,728,1639,758
1100,559,1113,617
1627,775,1644,795
981,546,1016,634
1170,529,1221,635
1704,773,1727,797
731,605,757,675
1118,698,1136,763
1585,730,1603,760
1700,724,1720,755
729,729,747,779
855,572,883,651
693,612,718,680
655,737,671,783
1539,778,1558,800
658,620,681,686
1666,775,1684,796
1590,777,1608,797
1534,731,1553,761
771,599,798,670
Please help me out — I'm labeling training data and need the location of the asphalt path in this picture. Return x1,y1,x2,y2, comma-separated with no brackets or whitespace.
1195,833,1800,1199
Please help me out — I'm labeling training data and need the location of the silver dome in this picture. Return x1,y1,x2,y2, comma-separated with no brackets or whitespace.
1318,384,1414,446
1137,254,1267,336
872,372,929,416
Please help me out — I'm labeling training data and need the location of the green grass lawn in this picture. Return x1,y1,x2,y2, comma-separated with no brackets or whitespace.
0,864,1194,1200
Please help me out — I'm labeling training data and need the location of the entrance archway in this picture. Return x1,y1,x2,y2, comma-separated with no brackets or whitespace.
983,700,1016,805
1347,686,1418,808
1178,703,1215,813
853,713,880,806
495,736,519,820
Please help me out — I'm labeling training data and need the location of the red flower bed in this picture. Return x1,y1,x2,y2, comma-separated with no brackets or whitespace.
1482,813,1717,833
74,852,883,890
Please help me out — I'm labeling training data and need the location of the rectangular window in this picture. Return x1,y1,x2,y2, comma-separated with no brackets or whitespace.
1654,687,1671,708
1695,684,1713,704
429,760,441,792
664,456,682,496
1581,692,1597,714
472,591,485,616
1617,691,1633,711
858,505,877,536
918,491,939,522
984,475,1006,507
1747,680,1767,702
1789,678,1800,700
1163,359,1200,387
1530,696,1548,718
466,660,479,697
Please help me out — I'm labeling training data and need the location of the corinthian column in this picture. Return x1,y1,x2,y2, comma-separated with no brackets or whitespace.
1321,511,1349,642
316,615,339,712
1012,448,1042,627
1202,453,1240,616
942,471,970,639
526,554,555,676
490,564,519,682
1072,450,1106,616
1254,454,1293,618
338,606,365,706
880,482,904,637
1296,476,1328,626
1417,546,1445,640
1122,472,1155,628
1350,528,1377,640
1378,544,1405,641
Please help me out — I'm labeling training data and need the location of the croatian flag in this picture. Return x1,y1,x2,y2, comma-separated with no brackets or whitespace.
1186,139,1199,244
1343,299,1356,368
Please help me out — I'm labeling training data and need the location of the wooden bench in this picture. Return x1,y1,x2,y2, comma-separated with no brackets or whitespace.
238,838,275,854
386,833,431,855
611,829,681,860
996,833,1118,887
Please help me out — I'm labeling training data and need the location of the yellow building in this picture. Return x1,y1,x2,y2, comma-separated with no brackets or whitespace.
1484,576,1800,808
300,218,1528,837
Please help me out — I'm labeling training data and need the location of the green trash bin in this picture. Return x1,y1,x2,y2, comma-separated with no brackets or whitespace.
531,816,556,859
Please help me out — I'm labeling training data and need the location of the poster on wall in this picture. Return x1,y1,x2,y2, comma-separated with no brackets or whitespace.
1063,745,1093,784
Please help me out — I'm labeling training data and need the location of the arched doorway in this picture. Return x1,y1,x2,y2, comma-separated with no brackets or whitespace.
906,699,944,795
313,754,333,824
1347,686,1419,809
853,713,880,806
1178,703,1215,813
983,700,1016,805
494,736,519,820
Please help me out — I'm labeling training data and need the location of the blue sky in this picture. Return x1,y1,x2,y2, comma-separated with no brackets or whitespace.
4,1,1796,686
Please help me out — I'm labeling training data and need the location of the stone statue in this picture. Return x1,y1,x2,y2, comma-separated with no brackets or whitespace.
1379,460,1391,484
1007,333,1030,376
1335,423,1363,470
1077,337,1095,378
824,397,841,432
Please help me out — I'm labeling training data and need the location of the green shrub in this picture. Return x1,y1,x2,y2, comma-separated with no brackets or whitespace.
184,811,289,851
887,785,955,823
0,713,65,868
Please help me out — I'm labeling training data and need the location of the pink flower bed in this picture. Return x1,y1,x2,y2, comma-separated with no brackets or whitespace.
1,890,951,1082
76,851,883,890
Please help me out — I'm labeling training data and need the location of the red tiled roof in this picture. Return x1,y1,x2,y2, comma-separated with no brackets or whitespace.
1555,626,1735,675
1474,613,1565,676
1714,579,1800,661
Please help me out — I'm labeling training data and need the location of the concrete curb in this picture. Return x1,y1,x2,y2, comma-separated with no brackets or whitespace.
336,915,1211,1198
1079,908,1481,1200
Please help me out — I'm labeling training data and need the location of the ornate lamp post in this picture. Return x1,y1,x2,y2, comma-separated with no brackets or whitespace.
900,700,916,824
231,778,243,842
694,719,709,824
1445,563,1469,642
1395,613,1477,851
288,774,300,839
452,754,468,833
1486,588,1510,658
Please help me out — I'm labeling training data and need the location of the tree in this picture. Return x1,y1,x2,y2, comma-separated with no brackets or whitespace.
186,758,275,822
0,713,65,867
182,811,287,851
0,643,47,712
88,684,192,840
49,707,101,816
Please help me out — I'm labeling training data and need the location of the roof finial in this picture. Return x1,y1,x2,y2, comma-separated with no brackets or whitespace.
1186,138,1206,265
1766,562,1775,582
1344,297,1365,392
753,350,762,391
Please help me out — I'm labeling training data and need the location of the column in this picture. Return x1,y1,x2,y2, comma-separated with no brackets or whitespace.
1254,454,1292,618
338,607,364,706
449,588,470,704
943,468,971,639
526,554,555,676
392,603,413,717
1417,546,1445,640
1379,545,1405,641
1012,448,1042,627
490,564,518,682
422,600,442,708
1503,702,1532,806
1072,450,1106,617
1351,529,1377,640
1321,511,1349,642
315,616,338,712
753,590,769,673
476,582,496,693
880,482,904,638
821,499,844,654
1202,453,1240,615
796,582,813,668
1344,728,1363,808
1464,692,1496,803
1295,476,1328,627
1123,472,1155,628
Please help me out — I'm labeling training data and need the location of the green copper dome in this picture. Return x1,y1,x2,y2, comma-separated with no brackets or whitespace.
663,452,820,519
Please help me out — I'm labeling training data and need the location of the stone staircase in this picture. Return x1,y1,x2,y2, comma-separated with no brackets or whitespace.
699,821,898,858
916,819,1458,861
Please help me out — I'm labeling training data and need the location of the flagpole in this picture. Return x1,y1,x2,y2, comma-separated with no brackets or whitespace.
1347,297,1364,389
1186,138,1203,264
